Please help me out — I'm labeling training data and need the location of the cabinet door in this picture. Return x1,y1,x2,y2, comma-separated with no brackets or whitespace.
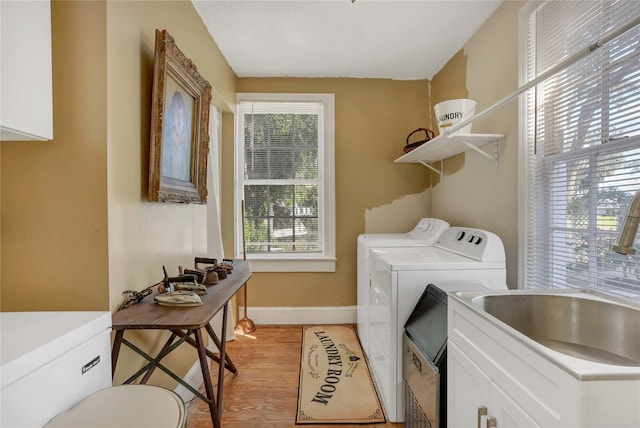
490,383,541,428
0,0,53,140
448,341,491,428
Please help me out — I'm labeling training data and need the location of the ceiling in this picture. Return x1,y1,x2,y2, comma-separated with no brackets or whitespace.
192,0,503,81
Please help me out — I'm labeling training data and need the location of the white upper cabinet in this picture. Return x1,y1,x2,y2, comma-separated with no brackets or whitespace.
0,0,53,141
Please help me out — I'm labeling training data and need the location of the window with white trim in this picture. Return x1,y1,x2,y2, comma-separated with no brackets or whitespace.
235,93,335,272
521,1,640,301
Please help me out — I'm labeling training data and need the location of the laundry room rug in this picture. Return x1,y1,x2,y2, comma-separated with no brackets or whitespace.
296,325,385,424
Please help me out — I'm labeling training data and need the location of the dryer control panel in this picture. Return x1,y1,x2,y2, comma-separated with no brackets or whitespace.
435,227,505,262
407,218,449,240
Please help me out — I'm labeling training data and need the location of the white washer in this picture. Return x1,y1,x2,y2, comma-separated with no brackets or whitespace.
367,226,508,423
357,218,449,358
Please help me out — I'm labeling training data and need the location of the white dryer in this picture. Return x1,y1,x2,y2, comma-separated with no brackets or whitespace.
356,218,449,357
367,226,508,423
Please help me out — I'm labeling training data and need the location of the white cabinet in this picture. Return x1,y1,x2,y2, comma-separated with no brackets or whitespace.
448,340,490,428
0,312,112,427
448,341,539,428
0,0,53,141
448,296,640,428
490,382,540,428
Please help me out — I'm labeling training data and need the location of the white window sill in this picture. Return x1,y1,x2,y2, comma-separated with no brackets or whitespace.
246,257,336,273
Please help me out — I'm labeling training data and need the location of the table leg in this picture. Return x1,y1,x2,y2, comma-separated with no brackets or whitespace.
205,321,237,374
117,335,209,403
194,328,220,428
171,329,227,368
140,332,177,383
216,303,229,418
111,330,124,378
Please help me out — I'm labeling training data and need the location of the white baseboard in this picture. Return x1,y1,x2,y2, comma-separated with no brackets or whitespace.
239,306,356,325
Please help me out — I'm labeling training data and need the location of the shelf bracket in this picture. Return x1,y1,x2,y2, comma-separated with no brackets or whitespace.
419,160,444,178
459,139,500,171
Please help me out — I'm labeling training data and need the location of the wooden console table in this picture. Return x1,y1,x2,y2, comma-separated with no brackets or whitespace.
111,260,251,428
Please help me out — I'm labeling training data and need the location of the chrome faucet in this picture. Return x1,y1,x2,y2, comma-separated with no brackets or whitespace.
610,188,640,255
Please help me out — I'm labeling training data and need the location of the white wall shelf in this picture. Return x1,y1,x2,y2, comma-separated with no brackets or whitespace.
394,133,504,177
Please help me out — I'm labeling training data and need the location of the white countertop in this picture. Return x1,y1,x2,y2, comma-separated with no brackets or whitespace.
449,289,640,381
0,311,111,389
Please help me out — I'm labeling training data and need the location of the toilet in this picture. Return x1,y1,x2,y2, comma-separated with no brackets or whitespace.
45,385,186,428
0,311,186,428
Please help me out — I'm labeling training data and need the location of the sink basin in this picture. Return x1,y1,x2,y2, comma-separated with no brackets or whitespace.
470,293,640,367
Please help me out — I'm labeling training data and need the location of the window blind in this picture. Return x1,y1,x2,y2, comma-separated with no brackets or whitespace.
238,101,324,254
524,1,640,301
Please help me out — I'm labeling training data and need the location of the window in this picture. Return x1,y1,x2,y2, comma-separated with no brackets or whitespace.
235,93,335,272
521,1,640,301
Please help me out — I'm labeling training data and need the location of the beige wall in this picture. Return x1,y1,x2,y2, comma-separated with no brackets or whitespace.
228,78,432,307
430,49,470,121
1,1,109,311
105,0,236,386
105,0,235,312
429,1,524,289
1,0,236,389
0,0,523,389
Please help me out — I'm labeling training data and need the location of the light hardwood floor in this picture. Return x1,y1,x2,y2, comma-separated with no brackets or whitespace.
186,325,404,428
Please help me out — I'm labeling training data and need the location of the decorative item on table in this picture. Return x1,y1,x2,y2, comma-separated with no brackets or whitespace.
116,285,156,311
403,128,435,153
219,258,234,274
180,265,205,284
195,256,228,280
161,265,207,295
186,264,218,286
154,290,202,307
153,266,204,307
433,98,477,135
172,278,207,295
194,257,220,283
214,265,227,279
203,268,220,285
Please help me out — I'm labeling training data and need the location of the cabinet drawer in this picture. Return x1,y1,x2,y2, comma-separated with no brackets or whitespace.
1,330,112,427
